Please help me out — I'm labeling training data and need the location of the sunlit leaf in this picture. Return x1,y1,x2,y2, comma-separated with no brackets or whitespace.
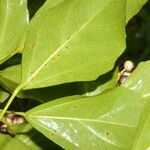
0,0,29,64
22,0,127,90
25,87,144,150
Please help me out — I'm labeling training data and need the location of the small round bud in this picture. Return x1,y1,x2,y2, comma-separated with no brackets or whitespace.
124,60,134,72
118,75,128,84
0,124,8,134
13,116,24,124
16,117,24,124
1,124,7,128
5,114,15,125
0,127,7,133
5,114,24,125
5,114,15,119
13,119,17,124
5,117,13,125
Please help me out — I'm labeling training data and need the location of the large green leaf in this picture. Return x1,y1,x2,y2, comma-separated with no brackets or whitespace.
21,0,127,90
0,0,29,64
25,87,144,150
122,60,150,99
0,133,31,150
131,102,150,150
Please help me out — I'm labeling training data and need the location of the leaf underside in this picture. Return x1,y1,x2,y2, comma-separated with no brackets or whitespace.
26,87,144,150
0,0,28,64
22,0,126,90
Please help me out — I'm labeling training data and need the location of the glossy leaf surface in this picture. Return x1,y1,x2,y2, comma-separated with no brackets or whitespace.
25,87,144,150
122,61,150,99
0,0,29,64
0,65,21,93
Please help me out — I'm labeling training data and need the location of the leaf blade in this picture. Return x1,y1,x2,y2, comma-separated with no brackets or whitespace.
0,133,31,150
0,91,9,103
25,87,144,150
22,0,126,89
0,0,29,64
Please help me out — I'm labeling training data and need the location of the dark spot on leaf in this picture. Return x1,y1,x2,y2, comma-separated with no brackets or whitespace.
73,105,77,108
44,63,48,67
106,132,109,135
51,54,60,61
32,42,37,48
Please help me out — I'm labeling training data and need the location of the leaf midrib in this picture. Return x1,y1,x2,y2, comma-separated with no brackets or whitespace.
30,115,136,128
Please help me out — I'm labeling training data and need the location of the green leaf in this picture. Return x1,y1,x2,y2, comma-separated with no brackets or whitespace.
126,0,148,22
10,123,63,150
0,0,29,64
0,65,21,93
122,61,150,150
122,60,150,99
0,63,118,101
0,133,31,150
0,65,84,103
22,0,127,90
25,87,144,150
121,60,150,149
131,101,150,150
0,91,9,103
